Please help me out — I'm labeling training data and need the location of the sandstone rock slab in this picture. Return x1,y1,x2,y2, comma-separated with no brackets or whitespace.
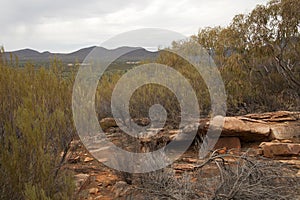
259,142,300,158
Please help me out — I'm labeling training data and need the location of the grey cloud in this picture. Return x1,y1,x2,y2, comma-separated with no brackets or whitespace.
0,0,269,52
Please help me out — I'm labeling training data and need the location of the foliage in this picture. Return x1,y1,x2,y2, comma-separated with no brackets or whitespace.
169,0,300,115
0,60,75,200
95,1,300,119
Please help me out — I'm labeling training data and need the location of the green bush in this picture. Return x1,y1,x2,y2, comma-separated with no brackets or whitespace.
0,61,75,200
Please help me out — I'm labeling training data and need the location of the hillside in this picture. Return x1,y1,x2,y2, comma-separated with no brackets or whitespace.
4,46,160,66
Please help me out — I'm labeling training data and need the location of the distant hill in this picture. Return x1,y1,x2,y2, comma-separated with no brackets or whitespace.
4,46,160,66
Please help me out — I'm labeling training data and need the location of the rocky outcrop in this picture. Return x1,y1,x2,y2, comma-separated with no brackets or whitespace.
67,111,300,199
198,111,300,142
97,111,300,159
100,111,299,144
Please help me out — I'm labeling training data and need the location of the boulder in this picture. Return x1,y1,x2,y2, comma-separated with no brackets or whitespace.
219,117,271,141
259,142,300,158
198,111,300,142
138,112,300,153
269,123,300,141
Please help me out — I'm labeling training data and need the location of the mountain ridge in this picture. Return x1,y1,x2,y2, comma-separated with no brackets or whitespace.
4,46,160,65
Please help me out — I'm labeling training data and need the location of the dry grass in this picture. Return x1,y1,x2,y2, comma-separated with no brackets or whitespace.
132,150,300,200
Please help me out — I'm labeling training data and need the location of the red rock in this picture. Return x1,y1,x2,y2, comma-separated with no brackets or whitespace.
220,117,271,141
198,111,300,142
95,173,118,187
213,137,241,151
259,142,300,158
173,163,195,171
270,123,300,141
84,157,94,162
89,187,99,194
217,147,227,154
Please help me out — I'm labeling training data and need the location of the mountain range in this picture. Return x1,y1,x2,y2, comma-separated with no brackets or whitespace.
4,46,160,65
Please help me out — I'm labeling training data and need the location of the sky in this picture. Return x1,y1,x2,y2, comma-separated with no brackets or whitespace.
0,0,269,53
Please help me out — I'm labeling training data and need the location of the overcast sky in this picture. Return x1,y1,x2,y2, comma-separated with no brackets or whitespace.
1,0,269,53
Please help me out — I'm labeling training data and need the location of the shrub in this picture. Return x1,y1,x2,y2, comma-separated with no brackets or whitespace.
135,150,300,200
0,62,75,200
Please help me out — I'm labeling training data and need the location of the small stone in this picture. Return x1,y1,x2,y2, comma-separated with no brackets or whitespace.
217,147,227,154
89,187,99,194
68,155,80,163
84,157,94,162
